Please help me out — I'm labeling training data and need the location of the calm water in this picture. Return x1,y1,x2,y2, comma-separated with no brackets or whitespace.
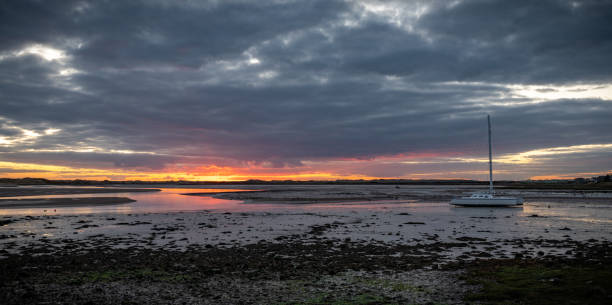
1,187,612,227
0,187,249,215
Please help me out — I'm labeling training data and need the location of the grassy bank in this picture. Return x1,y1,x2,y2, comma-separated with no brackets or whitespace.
464,260,612,305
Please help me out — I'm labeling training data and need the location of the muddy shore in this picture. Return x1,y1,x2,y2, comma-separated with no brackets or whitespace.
186,185,612,204
1,237,610,304
0,197,136,209
1,185,611,304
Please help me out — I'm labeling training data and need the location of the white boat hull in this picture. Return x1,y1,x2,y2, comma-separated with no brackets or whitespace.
450,197,523,207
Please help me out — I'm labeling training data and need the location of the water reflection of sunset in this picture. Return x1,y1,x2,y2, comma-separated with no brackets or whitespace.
0,188,255,216
522,201,612,224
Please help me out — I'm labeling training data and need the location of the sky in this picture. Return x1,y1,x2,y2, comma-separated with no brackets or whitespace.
1,0,611,181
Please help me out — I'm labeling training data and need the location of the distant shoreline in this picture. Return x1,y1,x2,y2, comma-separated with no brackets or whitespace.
0,187,160,198
1,178,611,190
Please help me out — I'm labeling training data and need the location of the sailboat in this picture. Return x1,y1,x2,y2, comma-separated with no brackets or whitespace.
450,115,523,207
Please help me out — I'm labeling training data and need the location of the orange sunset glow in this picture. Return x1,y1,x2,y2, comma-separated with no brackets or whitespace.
0,0,611,182
2,2,612,305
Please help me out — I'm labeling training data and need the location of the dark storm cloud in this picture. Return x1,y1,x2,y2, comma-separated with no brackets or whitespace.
1,0,348,67
0,0,611,172
310,0,612,84
415,0,612,84
0,151,177,170
246,0,612,84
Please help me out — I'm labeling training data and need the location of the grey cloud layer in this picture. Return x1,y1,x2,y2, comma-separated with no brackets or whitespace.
1,0,611,172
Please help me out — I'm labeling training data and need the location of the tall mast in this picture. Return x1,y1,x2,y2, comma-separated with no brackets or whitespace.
488,114,493,194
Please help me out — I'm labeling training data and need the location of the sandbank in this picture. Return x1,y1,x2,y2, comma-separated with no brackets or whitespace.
0,197,136,209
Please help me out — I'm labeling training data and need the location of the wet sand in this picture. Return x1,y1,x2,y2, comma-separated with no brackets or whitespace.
0,197,135,209
187,184,612,203
1,185,611,304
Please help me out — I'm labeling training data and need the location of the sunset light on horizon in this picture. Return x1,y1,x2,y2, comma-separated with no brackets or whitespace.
1,0,611,182
2,2,612,304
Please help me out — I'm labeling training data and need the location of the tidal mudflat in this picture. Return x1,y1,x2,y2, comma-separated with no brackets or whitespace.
1,185,611,304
